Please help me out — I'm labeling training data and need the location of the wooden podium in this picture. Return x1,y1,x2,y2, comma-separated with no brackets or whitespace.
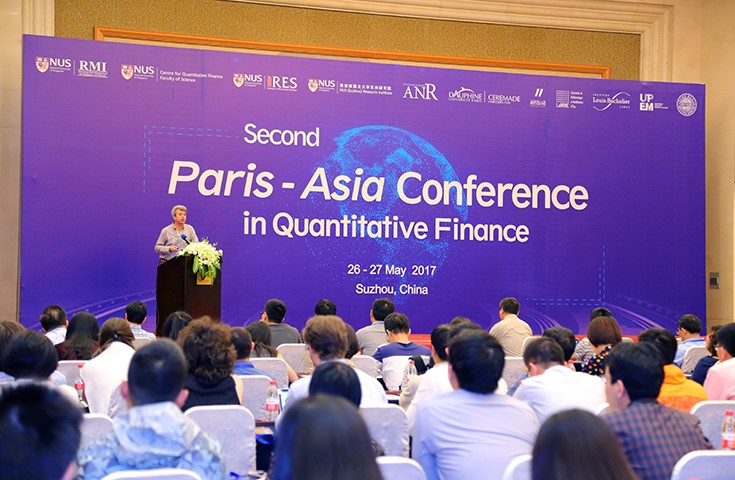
155,255,222,336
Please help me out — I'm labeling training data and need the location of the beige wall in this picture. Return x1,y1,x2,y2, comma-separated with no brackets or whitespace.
1,0,732,329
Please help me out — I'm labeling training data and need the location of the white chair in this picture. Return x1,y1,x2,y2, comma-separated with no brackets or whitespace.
238,374,272,421
377,456,426,480
520,336,540,355
184,405,256,476
132,338,153,350
621,337,634,343
361,404,409,457
277,343,313,374
502,454,532,480
352,354,381,378
502,357,527,389
671,450,735,480
81,413,114,449
100,468,202,480
691,400,735,448
250,357,289,388
56,360,87,388
682,346,708,374
595,402,610,416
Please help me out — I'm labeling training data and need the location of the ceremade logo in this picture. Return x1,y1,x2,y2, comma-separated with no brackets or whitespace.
403,83,438,101
676,93,697,117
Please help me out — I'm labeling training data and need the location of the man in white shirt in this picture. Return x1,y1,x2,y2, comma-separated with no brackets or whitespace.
704,323,735,400
40,304,68,345
489,297,532,357
356,298,395,356
412,330,539,480
514,337,606,422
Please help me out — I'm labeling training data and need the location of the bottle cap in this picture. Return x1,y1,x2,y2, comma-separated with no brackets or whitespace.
269,380,276,385
77,364,83,368
726,410,734,416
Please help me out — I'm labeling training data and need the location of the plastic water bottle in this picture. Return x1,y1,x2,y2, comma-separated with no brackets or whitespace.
265,380,279,422
722,410,735,450
401,360,418,393
74,364,88,408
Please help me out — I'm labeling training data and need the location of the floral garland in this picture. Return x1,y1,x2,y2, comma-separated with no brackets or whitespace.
178,239,223,283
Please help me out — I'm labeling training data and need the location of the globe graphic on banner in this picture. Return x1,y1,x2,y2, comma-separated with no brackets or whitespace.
305,125,468,300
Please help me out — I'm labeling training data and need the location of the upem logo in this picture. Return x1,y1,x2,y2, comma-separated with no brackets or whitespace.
403,83,438,101
35,56,72,74
448,87,484,103
308,78,337,93
639,93,668,112
266,75,297,92
233,73,263,88
121,64,155,81
76,60,108,79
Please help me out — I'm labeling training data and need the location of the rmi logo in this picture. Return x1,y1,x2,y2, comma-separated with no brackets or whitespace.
403,83,438,101
77,60,108,78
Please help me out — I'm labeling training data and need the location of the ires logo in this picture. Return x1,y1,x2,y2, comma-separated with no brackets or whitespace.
403,83,438,101
36,57,72,74
266,75,297,91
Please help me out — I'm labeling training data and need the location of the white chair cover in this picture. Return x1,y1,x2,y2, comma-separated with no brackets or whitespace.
184,405,256,476
238,374,272,421
361,404,409,457
250,357,289,388
691,400,735,448
377,456,426,480
131,338,153,350
682,346,708,374
520,336,540,355
56,360,88,388
502,454,532,480
100,468,202,480
277,343,313,373
107,383,128,418
595,402,610,416
81,413,114,449
621,337,634,343
671,450,735,480
502,357,527,390
352,354,380,378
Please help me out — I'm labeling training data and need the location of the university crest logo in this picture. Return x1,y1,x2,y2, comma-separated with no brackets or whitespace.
36,57,49,73
121,64,134,80
233,74,244,88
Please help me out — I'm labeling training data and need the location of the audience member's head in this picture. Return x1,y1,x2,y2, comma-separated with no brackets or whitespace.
707,325,722,357
246,320,278,357
124,339,188,407
499,297,520,315
448,320,485,341
270,395,382,480
2,330,59,380
586,315,623,348
677,314,702,336
0,320,25,371
125,301,148,325
605,342,664,410
589,307,613,320
638,327,678,365
162,311,193,341
302,316,348,363
448,330,504,394
384,312,410,336
60,312,100,360
715,323,735,359
178,317,235,383
314,299,337,316
430,324,451,362
542,327,576,362
39,305,67,332
264,299,287,323
0,382,82,480
532,409,637,480
98,317,134,351
344,323,360,359
371,298,395,322
449,316,472,327
308,361,361,407
230,327,254,361
523,337,565,375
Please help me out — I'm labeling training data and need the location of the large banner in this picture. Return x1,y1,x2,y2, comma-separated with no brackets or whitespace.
21,35,705,334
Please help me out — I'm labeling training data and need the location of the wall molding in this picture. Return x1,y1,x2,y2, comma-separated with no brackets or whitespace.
22,0,54,36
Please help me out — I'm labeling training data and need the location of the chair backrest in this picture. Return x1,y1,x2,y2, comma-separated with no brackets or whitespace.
352,354,380,378
81,413,114,449
595,402,610,416
502,357,527,389
361,404,409,457
100,468,202,480
107,383,129,418
682,346,708,374
238,374,272,421
520,336,540,355
184,405,256,476
277,343,313,374
132,338,152,350
671,450,735,480
502,454,532,480
621,337,634,343
377,456,426,480
56,360,87,387
691,400,735,448
249,357,289,389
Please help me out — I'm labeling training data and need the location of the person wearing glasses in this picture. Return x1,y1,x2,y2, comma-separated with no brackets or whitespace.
673,314,705,368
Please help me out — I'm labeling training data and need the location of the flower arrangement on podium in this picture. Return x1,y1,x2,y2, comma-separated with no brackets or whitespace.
178,238,223,284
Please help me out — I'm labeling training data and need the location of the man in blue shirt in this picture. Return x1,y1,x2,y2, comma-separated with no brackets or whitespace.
231,327,273,378
673,314,705,368
373,313,431,391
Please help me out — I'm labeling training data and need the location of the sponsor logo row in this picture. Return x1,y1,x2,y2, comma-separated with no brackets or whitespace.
34,56,698,117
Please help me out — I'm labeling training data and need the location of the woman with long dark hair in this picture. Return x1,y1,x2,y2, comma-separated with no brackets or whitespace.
56,311,99,360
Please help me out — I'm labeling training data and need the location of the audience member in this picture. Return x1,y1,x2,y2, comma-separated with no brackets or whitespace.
692,325,721,385
0,382,82,480
56,311,99,360
314,298,337,316
40,304,68,345
507,326,578,396
247,320,279,357
76,339,225,480
262,299,301,348
673,314,705,368
489,297,532,357
582,315,622,376
514,337,606,422
344,323,360,358
412,330,539,480
308,361,361,407
638,327,707,411
161,310,192,340
449,316,472,326
373,313,431,391
532,409,637,480
124,301,155,341
604,342,711,480
81,317,136,414
178,317,243,410
269,395,382,480
0,319,25,382
704,322,735,400
574,307,612,364
230,327,273,378
356,297,395,356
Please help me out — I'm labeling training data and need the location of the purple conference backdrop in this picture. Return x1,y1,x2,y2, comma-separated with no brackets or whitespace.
21,35,705,335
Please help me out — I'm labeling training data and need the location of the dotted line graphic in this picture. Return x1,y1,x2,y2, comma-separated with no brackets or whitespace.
526,246,606,307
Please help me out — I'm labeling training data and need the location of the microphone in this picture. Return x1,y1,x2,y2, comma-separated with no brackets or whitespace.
181,234,191,245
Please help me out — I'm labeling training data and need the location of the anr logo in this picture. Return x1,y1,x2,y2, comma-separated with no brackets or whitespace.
403,83,438,101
